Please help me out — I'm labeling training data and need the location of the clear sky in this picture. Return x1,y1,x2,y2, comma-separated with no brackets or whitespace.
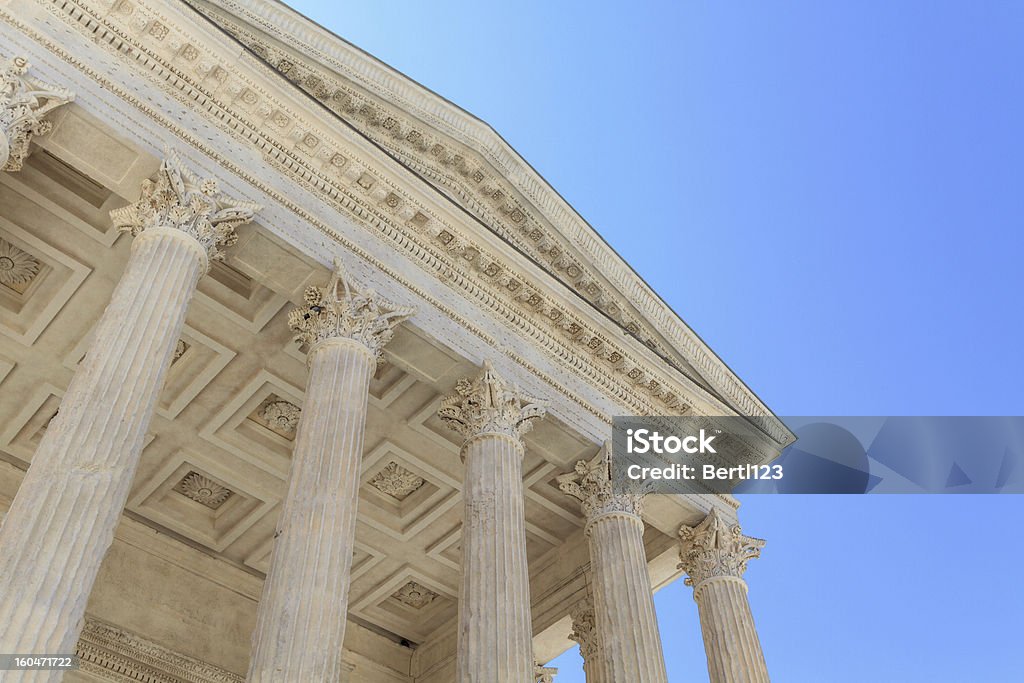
283,2,1023,680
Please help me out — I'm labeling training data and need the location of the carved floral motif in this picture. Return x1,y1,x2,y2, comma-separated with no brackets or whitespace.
557,444,646,521
171,339,189,363
109,150,260,264
369,461,424,500
568,598,600,661
174,471,233,509
0,238,40,289
677,508,765,587
438,360,547,440
391,580,438,609
287,260,415,359
259,399,301,435
0,56,73,172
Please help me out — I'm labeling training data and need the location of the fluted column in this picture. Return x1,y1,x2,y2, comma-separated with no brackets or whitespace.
439,361,546,683
1,56,73,172
568,598,607,683
558,447,668,683
0,153,257,674
247,265,413,682
678,509,769,683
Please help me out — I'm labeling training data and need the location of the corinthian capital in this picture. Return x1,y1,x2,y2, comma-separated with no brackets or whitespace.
557,443,646,521
287,261,415,359
678,508,765,587
568,598,600,661
1,56,74,172
110,150,259,264
438,361,546,440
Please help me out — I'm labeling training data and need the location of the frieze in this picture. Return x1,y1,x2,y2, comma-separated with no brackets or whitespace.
186,0,788,436
76,617,244,683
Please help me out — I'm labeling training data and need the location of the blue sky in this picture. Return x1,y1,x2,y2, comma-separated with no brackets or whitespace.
285,2,1023,680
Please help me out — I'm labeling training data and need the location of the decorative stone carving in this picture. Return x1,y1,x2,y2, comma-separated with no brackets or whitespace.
535,664,558,682
559,447,667,682
0,55,73,172
438,360,546,440
392,580,438,609
174,471,233,509
287,260,414,358
172,339,189,363
569,598,600,661
109,149,259,265
0,238,40,290
557,443,646,522
259,399,301,435
369,461,424,500
76,617,243,683
678,508,765,587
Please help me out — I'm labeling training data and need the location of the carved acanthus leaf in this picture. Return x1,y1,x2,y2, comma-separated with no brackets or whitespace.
0,56,73,172
286,260,415,358
568,598,600,661
109,150,260,264
438,360,547,440
259,400,301,434
369,461,424,500
557,443,646,521
677,508,765,587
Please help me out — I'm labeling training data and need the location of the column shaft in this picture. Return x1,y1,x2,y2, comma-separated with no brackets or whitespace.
0,228,205,664
587,512,668,683
457,433,534,682
247,339,374,682
246,263,412,682
693,577,769,683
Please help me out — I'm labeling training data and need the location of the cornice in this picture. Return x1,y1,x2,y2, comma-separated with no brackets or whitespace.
9,0,792,453
187,0,791,441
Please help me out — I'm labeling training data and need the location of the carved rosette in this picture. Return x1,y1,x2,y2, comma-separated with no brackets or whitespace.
678,508,765,588
557,444,646,522
286,261,414,360
438,360,547,441
568,598,600,661
109,150,259,265
260,400,301,434
0,56,73,172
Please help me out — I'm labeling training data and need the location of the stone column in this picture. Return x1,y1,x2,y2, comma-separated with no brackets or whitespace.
1,56,73,172
558,447,668,683
247,265,413,682
0,152,257,668
439,361,546,683
568,598,607,683
678,509,769,683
